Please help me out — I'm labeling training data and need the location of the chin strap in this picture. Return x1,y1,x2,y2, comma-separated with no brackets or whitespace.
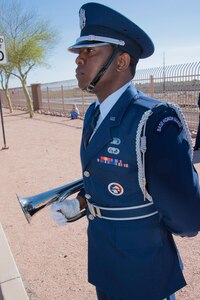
86,46,119,93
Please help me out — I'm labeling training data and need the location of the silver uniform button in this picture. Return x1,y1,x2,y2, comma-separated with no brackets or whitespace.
84,171,90,177
88,214,95,220
85,194,91,199
133,94,139,100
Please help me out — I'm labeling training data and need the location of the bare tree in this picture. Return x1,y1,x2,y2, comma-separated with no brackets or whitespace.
0,0,58,117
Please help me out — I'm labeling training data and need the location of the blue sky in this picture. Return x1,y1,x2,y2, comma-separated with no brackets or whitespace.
6,0,200,87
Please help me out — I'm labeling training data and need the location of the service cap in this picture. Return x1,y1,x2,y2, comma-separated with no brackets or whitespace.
68,2,154,60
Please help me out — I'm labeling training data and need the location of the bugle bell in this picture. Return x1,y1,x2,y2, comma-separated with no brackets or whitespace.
17,178,86,223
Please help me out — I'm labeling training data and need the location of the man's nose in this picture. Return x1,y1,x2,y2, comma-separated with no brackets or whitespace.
75,53,84,65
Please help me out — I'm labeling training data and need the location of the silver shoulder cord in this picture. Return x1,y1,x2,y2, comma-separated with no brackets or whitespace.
135,102,193,202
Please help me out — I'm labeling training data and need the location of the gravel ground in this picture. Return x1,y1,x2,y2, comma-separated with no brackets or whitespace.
0,108,200,300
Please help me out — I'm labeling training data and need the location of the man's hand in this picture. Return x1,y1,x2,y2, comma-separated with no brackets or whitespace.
51,198,80,225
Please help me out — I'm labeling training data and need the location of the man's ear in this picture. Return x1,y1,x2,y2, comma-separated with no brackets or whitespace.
116,52,131,72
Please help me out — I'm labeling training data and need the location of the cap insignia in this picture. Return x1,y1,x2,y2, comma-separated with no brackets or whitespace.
79,8,86,30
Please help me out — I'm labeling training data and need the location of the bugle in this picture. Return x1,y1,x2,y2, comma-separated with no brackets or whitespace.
17,178,86,223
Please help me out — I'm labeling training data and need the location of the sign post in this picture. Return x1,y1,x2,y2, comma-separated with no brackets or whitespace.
0,35,9,150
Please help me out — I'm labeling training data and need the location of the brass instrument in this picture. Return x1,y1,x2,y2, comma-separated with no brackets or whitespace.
17,178,86,223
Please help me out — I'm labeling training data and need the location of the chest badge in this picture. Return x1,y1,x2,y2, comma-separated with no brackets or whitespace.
108,183,124,196
111,137,121,145
108,147,120,155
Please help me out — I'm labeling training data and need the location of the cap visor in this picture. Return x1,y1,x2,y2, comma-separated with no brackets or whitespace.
68,41,109,53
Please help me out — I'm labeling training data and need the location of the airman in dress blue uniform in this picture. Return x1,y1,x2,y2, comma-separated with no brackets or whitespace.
51,3,200,300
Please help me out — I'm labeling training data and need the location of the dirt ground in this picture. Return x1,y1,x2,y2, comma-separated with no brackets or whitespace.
0,108,200,300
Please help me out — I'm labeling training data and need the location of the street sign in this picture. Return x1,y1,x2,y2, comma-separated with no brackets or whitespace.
0,35,7,64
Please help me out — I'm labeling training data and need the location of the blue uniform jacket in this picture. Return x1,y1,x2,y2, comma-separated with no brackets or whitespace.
79,84,200,300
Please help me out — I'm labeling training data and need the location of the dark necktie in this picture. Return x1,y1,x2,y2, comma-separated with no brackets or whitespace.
84,105,100,146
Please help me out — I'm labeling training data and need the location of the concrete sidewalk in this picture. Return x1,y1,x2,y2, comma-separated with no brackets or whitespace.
0,223,29,300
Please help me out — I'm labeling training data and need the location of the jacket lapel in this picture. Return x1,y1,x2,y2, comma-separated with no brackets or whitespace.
81,85,138,168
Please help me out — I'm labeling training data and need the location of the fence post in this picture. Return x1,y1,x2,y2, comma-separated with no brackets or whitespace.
17,89,20,106
31,84,42,111
61,85,65,113
149,75,154,98
47,87,50,111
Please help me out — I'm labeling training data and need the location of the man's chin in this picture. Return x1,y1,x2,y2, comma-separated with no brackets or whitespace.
79,83,95,94
77,81,88,92
79,84,88,92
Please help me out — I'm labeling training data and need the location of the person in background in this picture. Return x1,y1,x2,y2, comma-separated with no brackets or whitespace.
194,92,200,150
70,104,80,119
51,3,200,300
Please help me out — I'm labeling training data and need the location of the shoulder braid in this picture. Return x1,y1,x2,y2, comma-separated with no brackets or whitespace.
135,102,193,203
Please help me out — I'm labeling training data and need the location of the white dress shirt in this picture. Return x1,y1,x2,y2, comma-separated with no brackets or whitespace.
90,81,133,140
